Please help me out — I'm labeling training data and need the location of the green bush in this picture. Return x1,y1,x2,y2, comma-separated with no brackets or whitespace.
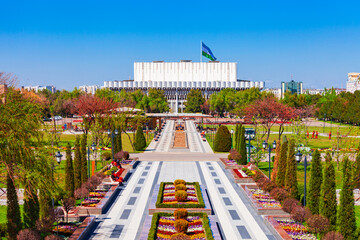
0,223,7,238
175,190,188,202
174,219,189,233
134,125,146,151
214,126,231,152
170,233,191,240
102,152,112,161
175,184,187,191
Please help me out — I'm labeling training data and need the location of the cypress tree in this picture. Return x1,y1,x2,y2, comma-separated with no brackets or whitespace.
353,152,360,189
271,140,281,182
214,125,232,152
338,155,356,239
23,184,39,229
113,129,123,154
276,136,288,187
65,143,75,197
235,124,240,152
239,125,247,165
74,136,82,189
285,139,298,199
308,149,323,214
80,134,88,183
320,153,337,228
38,188,52,220
134,125,146,151
7,171,22,240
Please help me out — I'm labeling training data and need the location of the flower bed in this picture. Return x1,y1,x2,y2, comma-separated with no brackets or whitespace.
275,218,317,240
220,158,240,169
148,212,214,240
53,222,81,237
248,188,281,208
156,182,205,208
81,189,108,207
233,169,249,178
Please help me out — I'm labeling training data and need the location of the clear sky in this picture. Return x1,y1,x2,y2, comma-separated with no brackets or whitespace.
1,0,360,90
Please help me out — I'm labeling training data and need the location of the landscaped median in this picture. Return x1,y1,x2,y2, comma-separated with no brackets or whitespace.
149,180,211,215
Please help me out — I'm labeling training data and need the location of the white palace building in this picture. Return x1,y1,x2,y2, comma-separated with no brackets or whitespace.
103,61,265,112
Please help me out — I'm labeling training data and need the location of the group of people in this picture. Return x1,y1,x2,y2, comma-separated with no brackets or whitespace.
306,131,332,140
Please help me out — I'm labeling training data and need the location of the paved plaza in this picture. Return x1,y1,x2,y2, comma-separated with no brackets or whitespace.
87,120,280,239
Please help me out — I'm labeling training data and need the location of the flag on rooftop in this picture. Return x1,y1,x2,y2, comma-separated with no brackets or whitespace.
202,42,217,61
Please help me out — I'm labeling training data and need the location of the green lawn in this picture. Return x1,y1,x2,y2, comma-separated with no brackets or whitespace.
0,205,24,224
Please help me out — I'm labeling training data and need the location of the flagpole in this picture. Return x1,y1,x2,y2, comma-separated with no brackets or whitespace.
200,41,202,63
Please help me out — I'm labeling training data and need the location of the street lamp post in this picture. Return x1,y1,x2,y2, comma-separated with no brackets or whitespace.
230,129,234,149
296,150,312,206
107,129,119,161
263,140,277,181
245,128,256,163
53,151,63,208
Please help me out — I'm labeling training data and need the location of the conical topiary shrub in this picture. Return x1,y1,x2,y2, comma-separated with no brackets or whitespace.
134,125,146,151
214,125,231,152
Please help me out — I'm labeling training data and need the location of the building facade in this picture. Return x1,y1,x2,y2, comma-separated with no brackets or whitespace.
104,61,265,112
281,80,303,98
79,85,99,94
346,72,360,93
22,85,56,93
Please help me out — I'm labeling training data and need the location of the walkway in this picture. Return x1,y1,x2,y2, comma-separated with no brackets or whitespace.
87,120,280,240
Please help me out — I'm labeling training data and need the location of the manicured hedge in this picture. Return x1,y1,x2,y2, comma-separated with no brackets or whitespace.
156,182,205,208
147,212,214,240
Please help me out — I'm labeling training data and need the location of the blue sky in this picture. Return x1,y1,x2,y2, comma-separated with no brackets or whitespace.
1,0,360,90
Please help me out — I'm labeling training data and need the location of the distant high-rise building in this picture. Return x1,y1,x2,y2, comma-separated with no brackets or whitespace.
281,80,303,98
346,72,360,93
79,85,99,94
22,85,56,93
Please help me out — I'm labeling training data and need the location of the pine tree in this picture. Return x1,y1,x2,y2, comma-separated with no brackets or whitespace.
7,171,22,240
271,140,281,182
276,136,288,187
320,153,337,228
308,149,323,214
285,139,298,199
353,152,360,189
134,125,146,151
80,134,88,183
214,125,232,152
74,136,82,189
65,143,75,197
239,125,247,165
23,183,39,229
234,124,239,151
338,155,356,239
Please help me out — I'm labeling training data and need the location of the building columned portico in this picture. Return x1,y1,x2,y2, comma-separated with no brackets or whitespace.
103,61,265,112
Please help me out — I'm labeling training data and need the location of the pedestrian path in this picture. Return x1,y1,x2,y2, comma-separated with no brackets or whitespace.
155,120,174,152
89,161,160,239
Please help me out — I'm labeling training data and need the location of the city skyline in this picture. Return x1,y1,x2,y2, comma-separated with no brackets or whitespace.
1,1,360,90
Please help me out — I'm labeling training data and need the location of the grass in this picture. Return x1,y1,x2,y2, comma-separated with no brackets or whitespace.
356,206,360,228
0,205,24,224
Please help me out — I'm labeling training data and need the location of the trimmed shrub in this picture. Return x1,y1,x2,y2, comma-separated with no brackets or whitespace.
285,139,298,199
174,219,189,233
174,179,186,185
308,150,323,215
307,214,330,235
102,152,112,161
276,136,288,187
257,177,270,189
271,140,281,182
282,198,300,213
134,125,146,151
175,190,188,202
114,150,130,160
175,184,187,191
263,181,277,193
74,187,89,199
322,231,344,240
74,136,82,189
16,229,41,240
174,209,188,220
214,125,231,152
291,206,312,223
65,142,75,197
270,188,289,203
253,172,264,182
170,233,191,240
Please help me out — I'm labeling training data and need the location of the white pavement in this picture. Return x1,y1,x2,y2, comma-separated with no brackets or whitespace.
88,121,279,240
